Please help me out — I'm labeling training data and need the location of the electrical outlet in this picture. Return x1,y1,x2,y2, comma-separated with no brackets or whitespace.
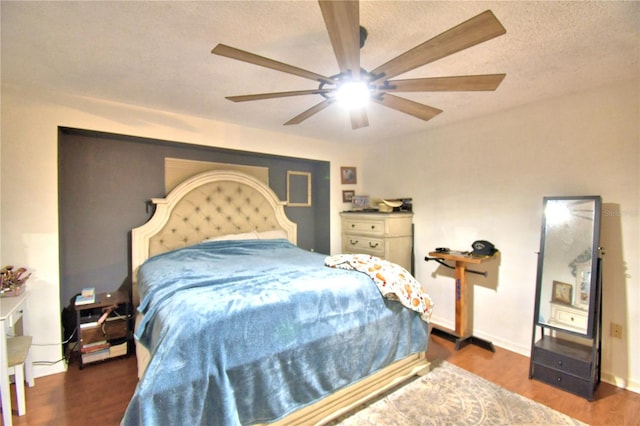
610,323,623,338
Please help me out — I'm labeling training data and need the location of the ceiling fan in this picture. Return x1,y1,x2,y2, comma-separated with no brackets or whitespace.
211,1,506,130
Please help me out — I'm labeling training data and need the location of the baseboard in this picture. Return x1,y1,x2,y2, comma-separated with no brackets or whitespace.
602,372,640,394
34,362,67,378
428,317,530,356
429,317,639,395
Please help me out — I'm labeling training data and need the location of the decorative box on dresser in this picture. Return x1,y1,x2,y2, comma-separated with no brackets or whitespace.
340,212,413,272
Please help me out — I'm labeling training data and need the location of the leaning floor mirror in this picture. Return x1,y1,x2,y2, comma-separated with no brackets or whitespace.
529,195,603,400
533,195,602,337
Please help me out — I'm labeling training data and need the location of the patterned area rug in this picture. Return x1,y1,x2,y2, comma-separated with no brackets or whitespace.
333,360,585,425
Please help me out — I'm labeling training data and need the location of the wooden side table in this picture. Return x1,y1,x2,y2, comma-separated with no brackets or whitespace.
75,290,130,368
426,251,495,352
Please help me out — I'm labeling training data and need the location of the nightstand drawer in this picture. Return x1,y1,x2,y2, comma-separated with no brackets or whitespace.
80,320,128,345
103,320,128,340
343,236,385,256
342,218,385,236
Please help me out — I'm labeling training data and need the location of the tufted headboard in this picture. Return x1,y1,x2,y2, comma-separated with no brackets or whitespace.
131,170,297,306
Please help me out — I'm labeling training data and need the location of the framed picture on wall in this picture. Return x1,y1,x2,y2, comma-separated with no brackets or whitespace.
340,167,357,184
551,280,573,305
342,190,355,202
286,171,312,207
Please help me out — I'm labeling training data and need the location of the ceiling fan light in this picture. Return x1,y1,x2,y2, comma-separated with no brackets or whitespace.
335,81,370,110
545,202,571,226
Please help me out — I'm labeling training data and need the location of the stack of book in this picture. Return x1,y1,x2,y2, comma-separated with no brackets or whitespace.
81,340,110,363
75,287,96,306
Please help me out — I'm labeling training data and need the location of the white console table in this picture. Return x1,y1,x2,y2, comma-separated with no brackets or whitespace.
1,288,34,426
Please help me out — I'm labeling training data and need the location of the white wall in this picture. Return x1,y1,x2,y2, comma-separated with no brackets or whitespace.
361,79,640,392
0,83,364,377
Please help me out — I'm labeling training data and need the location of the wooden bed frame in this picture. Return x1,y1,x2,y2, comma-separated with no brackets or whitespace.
130,169,430,425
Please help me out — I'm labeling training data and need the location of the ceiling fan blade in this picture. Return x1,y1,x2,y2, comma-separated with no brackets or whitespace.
350,107,369,129
212,44,335,84
373,94,442,122
382,74,506,92
284,99,334,125
226,89,333,103
370,10,506,81
319,0,361,79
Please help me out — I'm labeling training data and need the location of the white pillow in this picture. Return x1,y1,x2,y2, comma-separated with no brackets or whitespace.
203,231,259,242
257,229,288,240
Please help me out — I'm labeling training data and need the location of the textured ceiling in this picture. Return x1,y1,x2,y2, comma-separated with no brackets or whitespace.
2,1,639,144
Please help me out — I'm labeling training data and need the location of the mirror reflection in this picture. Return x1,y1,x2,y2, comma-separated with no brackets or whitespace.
536,197,600,335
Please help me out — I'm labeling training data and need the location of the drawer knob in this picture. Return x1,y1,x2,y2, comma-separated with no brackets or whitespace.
371,225,376,229
557,360,563,366
556,376,562,383
350,239,359,245
351,224,355,228
369,242,379,248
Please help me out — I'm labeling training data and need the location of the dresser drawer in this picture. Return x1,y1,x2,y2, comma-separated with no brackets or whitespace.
555,308,587,328
532,337,593,379
531,363,595,399
550,303,588,330
340,212,413,272
342,218,385,236
343,236,385,256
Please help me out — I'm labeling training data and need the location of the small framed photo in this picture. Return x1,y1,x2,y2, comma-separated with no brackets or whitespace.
342,190,355,203
340,167,357,185
351,195,370,211
551,281,573,305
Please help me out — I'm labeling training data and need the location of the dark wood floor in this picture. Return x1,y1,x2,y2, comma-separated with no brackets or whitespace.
4,334,640,425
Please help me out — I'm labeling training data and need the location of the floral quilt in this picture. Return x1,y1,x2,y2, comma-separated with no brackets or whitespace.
325,254,433,322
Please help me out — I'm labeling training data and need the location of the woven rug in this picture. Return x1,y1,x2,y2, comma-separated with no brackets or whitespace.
332,360,585,425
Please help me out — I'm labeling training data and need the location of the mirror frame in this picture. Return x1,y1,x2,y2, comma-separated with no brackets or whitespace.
533,195,602,338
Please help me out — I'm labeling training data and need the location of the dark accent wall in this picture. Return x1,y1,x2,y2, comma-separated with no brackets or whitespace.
58,127,330,307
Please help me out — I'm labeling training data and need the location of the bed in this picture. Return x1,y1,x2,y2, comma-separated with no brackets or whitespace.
122,170,432,425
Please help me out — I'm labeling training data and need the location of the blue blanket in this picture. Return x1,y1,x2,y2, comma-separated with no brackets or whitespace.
122,239,428,425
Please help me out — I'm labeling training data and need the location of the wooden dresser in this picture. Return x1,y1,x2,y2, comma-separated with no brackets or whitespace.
340,212,413,271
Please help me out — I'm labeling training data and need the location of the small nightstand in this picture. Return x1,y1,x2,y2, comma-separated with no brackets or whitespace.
75,290,130,369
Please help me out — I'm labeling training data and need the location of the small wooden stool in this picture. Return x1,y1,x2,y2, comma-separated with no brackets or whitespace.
6,335,32,416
